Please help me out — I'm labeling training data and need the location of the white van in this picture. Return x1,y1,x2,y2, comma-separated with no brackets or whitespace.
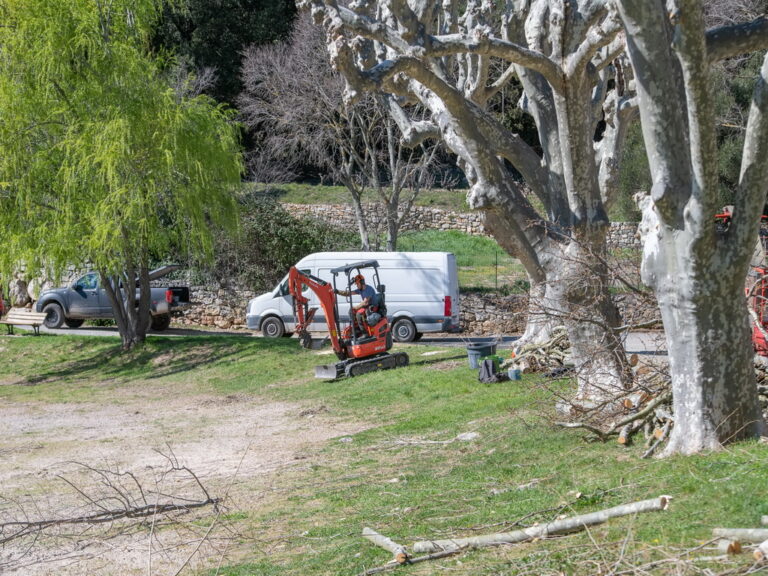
245,252,461,342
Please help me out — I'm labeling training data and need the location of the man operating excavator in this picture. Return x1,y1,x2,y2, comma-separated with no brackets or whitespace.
335,273,375,336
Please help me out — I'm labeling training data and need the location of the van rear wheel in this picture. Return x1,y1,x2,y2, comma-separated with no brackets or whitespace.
392,318,417,343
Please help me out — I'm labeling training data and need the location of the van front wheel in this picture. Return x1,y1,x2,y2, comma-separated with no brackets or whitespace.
261,316,285,338
392,318,417,343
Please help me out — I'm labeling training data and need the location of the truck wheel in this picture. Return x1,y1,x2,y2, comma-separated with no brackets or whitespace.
43,303,65,329
150,314,171,331
64,318,84,328
261,316,285,338
392,318,417,342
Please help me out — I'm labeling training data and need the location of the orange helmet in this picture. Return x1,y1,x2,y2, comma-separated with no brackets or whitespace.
353,274,365,285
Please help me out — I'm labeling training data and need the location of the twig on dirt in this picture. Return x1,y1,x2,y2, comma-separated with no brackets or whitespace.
358,548,462,575
172,442,252,576
0,459,219,547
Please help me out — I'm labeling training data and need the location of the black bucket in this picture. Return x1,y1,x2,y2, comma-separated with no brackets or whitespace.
467,342,497,369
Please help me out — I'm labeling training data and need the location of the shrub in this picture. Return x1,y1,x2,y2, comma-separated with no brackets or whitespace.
205,194,358,292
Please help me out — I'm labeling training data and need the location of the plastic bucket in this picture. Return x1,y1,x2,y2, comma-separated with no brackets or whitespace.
508,367,522,381
467,342,497,369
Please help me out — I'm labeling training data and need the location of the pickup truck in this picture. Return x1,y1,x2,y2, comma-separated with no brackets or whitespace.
35,266,191,331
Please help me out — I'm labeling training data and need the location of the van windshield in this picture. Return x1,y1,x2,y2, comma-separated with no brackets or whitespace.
277,270,312,296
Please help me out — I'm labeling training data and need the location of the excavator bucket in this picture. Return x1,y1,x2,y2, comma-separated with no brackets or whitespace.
314,362,344,379
299,330,329,351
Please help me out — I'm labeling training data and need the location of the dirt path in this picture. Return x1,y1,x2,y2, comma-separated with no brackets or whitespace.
0,387,367,574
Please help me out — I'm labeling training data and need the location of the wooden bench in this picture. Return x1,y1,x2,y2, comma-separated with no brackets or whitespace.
0,307,48,335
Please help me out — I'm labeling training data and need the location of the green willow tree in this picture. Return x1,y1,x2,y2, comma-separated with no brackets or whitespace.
0,0,243,349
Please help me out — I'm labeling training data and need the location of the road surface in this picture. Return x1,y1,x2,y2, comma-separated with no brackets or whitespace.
19,324,669,356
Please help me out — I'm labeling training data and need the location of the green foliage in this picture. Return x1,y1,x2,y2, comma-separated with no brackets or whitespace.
488,76,541,152
152,0,296,105
0,0,243,280
207,194,358,292
710,52,764,206
615,124,649,221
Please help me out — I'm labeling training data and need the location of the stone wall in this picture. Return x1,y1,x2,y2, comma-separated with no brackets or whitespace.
175,284,660,335
284,203,487,236
175,284,256,330
285,202,641,249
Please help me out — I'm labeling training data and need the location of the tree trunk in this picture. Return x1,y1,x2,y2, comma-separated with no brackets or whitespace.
543,240,632,401
385,200,398,251
100,269,148,351
513,277,564,350
640,212,764,455
350,192,370,251
484,202,631,399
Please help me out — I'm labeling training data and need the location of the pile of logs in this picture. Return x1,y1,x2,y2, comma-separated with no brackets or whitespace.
752,362,768,421
712,516,768,562
554,355,675,456
508,327,571,374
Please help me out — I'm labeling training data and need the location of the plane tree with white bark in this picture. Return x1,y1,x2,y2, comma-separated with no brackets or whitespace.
615,1,768,455
301,0,637,403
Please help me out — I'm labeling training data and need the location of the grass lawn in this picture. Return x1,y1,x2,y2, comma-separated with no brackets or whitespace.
248,182,472,212
0,333,765,575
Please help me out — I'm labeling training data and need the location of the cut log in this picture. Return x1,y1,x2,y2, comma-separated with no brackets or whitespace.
755,539,768,562
363,527,409,564
411,496,671,554
716,538,742,555
618,423,633,445
712,528,768,542
762,515,768,526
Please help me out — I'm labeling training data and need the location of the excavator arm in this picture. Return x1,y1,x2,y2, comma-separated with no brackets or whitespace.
287,267,345,358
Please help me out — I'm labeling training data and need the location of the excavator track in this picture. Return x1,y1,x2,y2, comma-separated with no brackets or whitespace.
314,351,409,380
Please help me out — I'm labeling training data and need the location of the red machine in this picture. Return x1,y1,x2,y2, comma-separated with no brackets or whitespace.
716,209,768,356
288,259,409,378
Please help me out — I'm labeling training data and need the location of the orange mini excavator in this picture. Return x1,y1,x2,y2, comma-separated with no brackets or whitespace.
287,260,409,379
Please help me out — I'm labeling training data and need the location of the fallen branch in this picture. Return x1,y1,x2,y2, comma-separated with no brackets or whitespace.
0,459,219,546
411,495,671,554
359,548,461,575
641,419,672,459
712,528,768,542
556,389,673,445
362,527,409,564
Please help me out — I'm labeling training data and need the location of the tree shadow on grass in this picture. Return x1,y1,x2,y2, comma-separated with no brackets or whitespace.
23,335,300,385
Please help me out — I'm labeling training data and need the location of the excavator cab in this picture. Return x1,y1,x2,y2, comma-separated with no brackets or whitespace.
288,259,407,379
332,261,390,346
